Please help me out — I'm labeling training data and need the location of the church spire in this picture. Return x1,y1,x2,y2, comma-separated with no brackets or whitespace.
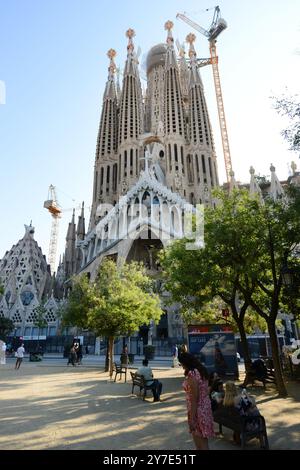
187,33,214,148
186,33,203,88
270,164,284,200
64,210,76,278
165,20,177,68
164,20,186,138
118,28,143,193
186,33,219,200
95,49,118,161
90,49,119,229
104,48,117,99
249,166,263,200
229,170,238,193
76,202,86,241
177,41,189,99
119,28,142,144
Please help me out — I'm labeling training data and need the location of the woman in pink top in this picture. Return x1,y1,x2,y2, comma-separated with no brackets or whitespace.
180,352,215,450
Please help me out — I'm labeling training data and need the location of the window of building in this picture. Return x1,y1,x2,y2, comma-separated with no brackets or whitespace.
32,327,38,336
48,326,56,337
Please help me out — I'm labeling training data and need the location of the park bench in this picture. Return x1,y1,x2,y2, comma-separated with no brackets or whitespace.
213,405,269,449
112,362,127,382
130,372,156,401
243,358,276,389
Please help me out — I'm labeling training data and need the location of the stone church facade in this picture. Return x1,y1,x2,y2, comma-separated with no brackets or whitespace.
63,22,220,342
1,21,299,348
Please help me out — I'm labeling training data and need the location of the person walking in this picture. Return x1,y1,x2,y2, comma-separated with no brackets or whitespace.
15,343,25,370
0,340,6,365
180,352,215,450
67,345,77,366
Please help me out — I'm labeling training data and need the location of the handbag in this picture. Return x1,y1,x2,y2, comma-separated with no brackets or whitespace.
15,352,18,357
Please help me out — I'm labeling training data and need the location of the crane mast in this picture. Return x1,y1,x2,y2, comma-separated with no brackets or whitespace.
209,40,232,182
176,8,233,182
44,185,62,274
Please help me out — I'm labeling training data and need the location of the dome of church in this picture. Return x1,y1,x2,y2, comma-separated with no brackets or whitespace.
146,43,167,74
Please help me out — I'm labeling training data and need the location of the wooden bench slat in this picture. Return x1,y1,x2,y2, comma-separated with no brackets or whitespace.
213,406,269,449
130,372,156,401
112,362,127,382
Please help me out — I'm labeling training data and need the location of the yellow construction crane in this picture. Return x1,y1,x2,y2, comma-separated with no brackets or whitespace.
177,6,233,182
44,185,62,274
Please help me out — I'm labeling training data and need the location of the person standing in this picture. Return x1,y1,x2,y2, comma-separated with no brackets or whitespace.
15,343,25,370
172,344,179,367
180,352,215,450
0,341,6,364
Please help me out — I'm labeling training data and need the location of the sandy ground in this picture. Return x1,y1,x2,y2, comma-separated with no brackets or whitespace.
0,359,300,450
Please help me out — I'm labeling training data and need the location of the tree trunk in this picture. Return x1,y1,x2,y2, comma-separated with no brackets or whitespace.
108,336,114,378
105,338,109,372
236,318,252,372
267,319,288,398
230,301,252,372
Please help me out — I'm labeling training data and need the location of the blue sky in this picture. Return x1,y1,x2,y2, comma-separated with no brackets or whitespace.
0,0,299,267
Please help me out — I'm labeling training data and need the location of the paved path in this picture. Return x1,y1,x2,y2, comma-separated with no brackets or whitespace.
0,358,300,450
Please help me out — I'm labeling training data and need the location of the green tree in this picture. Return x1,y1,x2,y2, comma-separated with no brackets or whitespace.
161,188,300,396
0,317,14,342
160,193,258,370
61,259,162,377
33,304,48,350
273,94,300,152
232,188,300,397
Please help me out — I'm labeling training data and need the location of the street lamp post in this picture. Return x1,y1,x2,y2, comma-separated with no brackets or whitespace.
281,265,295,287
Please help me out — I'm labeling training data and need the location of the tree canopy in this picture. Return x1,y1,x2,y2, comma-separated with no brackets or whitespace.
273,94,300,153
62,258,162,375
0,317,14,342
160,187,300,396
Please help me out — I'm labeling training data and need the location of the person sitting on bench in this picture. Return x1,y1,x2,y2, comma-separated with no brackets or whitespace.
223,381,260,444
242,359,268,387
136,359,162,402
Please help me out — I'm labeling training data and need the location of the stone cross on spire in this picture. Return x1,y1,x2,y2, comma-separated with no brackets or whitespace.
126,28,135,55
107,48,117,78
164,20,174,45
186,33,197,63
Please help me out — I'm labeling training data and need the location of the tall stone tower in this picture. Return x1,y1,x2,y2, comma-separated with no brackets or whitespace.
88,23,219,230
68,22,222,341
0,225,60,338
90,49,119,228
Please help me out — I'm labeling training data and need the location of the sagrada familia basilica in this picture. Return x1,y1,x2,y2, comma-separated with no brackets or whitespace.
0,22,299,346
